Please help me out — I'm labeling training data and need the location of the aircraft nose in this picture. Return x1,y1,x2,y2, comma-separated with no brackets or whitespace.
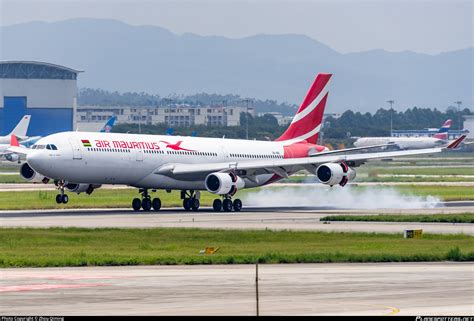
26,150,46,172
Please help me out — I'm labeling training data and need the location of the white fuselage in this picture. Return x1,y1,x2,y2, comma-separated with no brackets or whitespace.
27,131,290,190
353,136,445,150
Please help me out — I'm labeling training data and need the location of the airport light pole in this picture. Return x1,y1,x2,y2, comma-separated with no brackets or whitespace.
242,99,251,140
386,100,395,136
454,101,462,130
138,109,142,134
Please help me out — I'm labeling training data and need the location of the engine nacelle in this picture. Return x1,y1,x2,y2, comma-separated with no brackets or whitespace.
20,163,49,184
5,153,19,163
205,172,245,195
66,183,101,195
316,162,356,187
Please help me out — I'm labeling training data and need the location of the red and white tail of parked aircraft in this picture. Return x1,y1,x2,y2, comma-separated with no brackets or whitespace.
353,119,459,150
10,73,467,212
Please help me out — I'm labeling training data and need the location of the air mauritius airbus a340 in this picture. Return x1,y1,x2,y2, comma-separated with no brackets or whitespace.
10,74,466,212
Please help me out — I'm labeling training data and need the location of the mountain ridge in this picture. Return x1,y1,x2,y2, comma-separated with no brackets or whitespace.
1,18,472,112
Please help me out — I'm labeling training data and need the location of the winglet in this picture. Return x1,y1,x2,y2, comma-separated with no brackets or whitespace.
10,135,20,147
446,134,467,149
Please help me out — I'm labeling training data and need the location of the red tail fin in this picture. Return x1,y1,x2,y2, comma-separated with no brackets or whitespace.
275,73,332,144
10,135,19,147
446,134,467,149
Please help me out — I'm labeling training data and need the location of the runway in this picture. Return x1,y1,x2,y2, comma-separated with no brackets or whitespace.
1,206,473,234
1,263,472,315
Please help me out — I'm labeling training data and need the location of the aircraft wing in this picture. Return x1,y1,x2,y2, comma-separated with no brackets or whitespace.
155,146,443,176
155,135,467,177
308,142,396,157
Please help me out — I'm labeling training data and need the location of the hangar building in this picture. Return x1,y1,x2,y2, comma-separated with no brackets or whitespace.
0,61,81,136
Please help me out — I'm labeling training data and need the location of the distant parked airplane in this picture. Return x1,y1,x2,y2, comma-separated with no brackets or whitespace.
353,119,454,150
0,115,31,162
0,115,31,144
1,116,117,163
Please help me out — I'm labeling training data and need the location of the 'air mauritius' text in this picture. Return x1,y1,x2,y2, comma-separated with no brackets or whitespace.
95,140,161,150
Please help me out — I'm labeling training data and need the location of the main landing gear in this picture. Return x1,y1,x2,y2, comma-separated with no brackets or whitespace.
54,180,69,204
181,190,200,211
212,196,242,212
132,188,161,212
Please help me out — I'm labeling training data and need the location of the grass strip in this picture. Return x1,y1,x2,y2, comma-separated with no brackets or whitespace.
320,213,474,223
0,228,472,267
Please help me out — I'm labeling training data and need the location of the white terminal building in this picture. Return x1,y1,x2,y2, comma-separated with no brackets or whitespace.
464,115,474,139
76,105,255,131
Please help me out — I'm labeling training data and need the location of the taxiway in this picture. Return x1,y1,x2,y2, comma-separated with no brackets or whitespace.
0,206,472,234
1,263,472,315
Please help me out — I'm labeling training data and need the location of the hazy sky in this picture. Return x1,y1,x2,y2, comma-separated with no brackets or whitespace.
1,0,472,54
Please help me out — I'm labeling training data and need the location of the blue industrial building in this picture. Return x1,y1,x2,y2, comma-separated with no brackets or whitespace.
0,61,81,136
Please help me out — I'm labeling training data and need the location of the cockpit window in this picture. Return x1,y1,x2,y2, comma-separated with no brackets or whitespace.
45,144,58,150
36,145,46,149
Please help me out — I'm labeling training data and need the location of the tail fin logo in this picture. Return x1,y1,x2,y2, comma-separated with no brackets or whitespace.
275,73,332,144
433,119,452,140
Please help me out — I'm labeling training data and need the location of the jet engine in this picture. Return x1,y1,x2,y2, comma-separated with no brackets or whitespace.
316,162,356,187
205,172,245,195
20,163,49,184
66,183,101,195
5,153,19,163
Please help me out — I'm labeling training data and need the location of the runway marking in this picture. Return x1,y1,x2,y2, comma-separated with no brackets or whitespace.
6,274,130,280
385,306,400,315
0,283,106,292
351,303,401,316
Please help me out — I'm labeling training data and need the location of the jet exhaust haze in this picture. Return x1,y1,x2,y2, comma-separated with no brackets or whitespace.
242,185,441,209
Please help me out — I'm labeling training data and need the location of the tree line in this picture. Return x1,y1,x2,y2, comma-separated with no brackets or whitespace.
80,87,471,141
113,107,471,143
78,88,297,115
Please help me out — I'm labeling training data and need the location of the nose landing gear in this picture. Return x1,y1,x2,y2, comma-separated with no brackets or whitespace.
55,180,69,204
132,189,161,212
213,195,242,212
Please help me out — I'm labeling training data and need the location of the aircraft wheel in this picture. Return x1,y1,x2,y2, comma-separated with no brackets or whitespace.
223,199,233,212
55,194,62,204
152,198,161,211
132,198,142,211
233,199,242,212
191,198,200,211
61,194,69,204
213,199,222,212
183,198,191,211
142,198,152,211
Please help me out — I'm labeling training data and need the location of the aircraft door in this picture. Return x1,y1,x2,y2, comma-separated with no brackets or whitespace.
69,138,82,160
135,149,144,161
219,144,229,162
